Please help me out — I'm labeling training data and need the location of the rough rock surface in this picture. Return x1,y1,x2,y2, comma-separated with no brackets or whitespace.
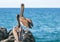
22,30,35,42
0,28,35,42
0,28,15,42
0,27,8,41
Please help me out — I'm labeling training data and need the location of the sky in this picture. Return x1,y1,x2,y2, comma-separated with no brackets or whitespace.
0,0,60,8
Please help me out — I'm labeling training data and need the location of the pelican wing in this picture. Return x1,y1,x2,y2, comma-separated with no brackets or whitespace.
20,17,30,28
26,18,33,27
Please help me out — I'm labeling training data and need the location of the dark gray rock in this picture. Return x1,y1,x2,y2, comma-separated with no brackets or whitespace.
0,28,35,42
0,27,8,41
7,30,35,42
8,29,13,36
1,35,14,42
22,30,35,42
0,29,15,42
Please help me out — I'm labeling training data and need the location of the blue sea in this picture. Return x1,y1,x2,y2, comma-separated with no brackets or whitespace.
0,8,60,42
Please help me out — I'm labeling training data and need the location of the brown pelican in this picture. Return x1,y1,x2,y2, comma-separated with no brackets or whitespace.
13,15,35,42
20,4,33,28
13,14,23,42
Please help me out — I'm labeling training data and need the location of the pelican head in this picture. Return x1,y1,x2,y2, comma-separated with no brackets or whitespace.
21,3,24,6
16,14,20,27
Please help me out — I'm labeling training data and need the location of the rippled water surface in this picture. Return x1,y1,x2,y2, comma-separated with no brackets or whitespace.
0,8,60,42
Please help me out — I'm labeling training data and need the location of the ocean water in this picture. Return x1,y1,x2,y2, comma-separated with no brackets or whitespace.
0,8,60,42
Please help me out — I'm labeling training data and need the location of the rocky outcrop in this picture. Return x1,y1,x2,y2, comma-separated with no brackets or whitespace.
0,27,8,41
0,27,35,42
0,28,14,42
22,30,35,42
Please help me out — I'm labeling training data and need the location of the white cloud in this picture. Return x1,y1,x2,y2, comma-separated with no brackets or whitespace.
0,0,60,8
